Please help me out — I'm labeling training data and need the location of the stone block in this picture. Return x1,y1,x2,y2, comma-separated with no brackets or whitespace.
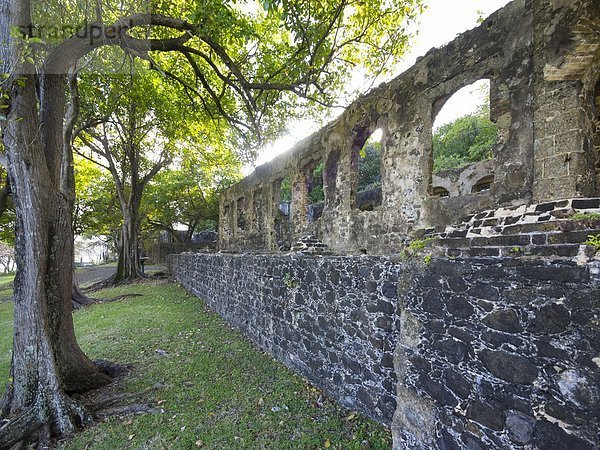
480,349,538,384
483,309,523,333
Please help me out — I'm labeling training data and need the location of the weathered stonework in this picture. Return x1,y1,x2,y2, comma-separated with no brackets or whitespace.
393,257,600,449
219,0,600,255
169,245,600,449
171,1,600,449
170,252,404,424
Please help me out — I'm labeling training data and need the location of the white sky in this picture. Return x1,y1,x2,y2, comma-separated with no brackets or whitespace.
250,0,512,171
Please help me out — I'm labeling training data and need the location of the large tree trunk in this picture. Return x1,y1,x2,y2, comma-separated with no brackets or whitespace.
0,6,112,445
114,189,144,283
64,72,97,309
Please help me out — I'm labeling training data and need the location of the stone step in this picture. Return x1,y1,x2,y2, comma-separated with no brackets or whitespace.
439,220,600,240
435,228,600,250
441,244,597,259
437,198,600,237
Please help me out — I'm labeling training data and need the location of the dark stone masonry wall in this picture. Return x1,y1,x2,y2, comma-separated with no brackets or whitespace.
170,252,600,449
170,252,404,424
394,257,600,449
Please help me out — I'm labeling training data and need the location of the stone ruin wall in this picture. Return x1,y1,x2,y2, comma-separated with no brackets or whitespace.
170,1,600,449
170,250,600,449
218,0,600,255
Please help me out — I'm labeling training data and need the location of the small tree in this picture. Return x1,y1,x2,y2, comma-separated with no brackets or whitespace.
146,152,242,243
76,71,181,283
0,241,15,273
433,110,498,173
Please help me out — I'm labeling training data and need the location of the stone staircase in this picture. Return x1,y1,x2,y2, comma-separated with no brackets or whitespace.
424,198,600,261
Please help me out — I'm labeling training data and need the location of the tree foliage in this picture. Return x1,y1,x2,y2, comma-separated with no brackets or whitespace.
0,0,425,445
145,150,242,242
74,156,119,238
432,110,498,173
358,141,382,192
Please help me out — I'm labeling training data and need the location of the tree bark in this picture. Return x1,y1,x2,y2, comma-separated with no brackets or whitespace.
114,193,144,283
64,71,97,308
0,5,112,446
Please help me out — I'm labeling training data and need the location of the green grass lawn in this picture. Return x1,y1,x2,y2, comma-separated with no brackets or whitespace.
0,280,391,449
0,272,15,287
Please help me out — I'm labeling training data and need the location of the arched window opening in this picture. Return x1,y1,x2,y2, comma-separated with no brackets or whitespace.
252,188,263,231
472,175,495,194
307,161,324,222
278,175,291,214
432,186,451,198
236,197,247,232
324,149,340,206
352,128,382,210
432,80,499,180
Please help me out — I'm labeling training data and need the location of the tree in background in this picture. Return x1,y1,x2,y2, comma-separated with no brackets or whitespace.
433,107,498,173
0,168,14,246
358,141,382,192
0,0,423,445
74,156,122,256
146,151,242,243
75,70,202,284
0,241,15,273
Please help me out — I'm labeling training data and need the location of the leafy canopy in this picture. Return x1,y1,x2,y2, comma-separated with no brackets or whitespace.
25,0,424,157
144,149,242,239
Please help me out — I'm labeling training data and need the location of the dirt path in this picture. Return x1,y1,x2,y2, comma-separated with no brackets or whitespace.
75,264,166,288
75,266,117,287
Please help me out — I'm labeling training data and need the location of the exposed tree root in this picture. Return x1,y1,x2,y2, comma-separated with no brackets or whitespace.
0,390,93,450
93,360,131,379
84,271,170,293
95,404,156,420
0,406,42,450
71,291,97,310
0,361,162,449
72,269,100,310
84,272,150,292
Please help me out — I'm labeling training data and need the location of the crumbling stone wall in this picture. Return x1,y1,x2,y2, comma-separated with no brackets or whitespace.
180,1,600,448
532,0,600,201
169,251,600,449
219,0,600,255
